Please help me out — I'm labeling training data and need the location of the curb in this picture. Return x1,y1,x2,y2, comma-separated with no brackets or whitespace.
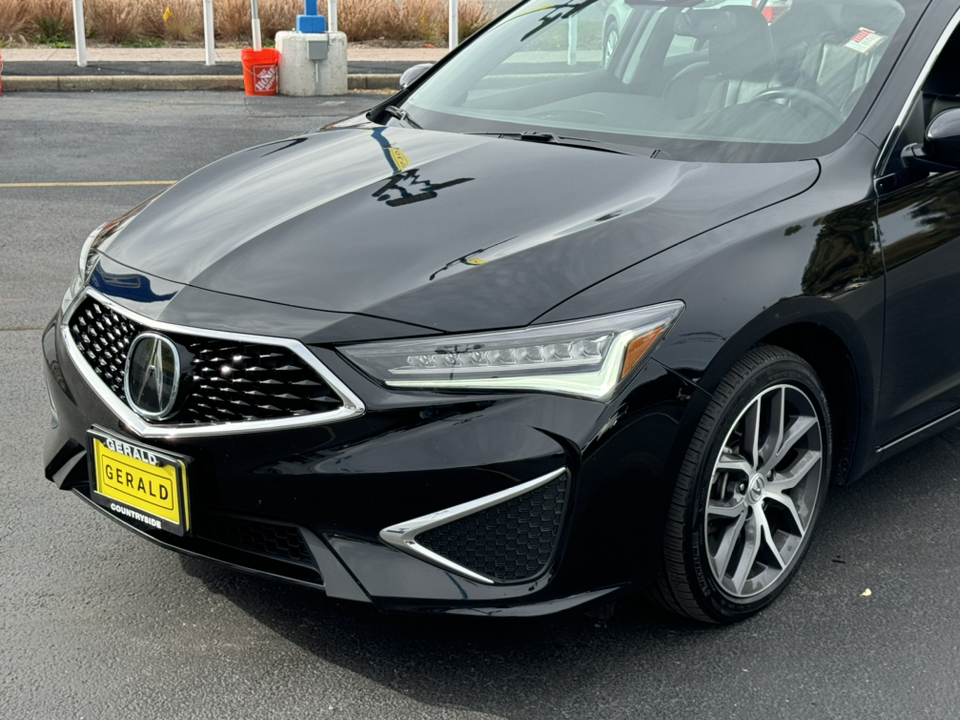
0,73,401,93
347,73,402,90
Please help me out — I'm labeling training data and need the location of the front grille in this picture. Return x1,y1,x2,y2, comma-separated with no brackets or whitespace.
198,515,316,567
417,472,568,583
69,298,138,398
68,297,343,425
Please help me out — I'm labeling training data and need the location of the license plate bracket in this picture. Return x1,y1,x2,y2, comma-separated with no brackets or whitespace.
87,426,191,537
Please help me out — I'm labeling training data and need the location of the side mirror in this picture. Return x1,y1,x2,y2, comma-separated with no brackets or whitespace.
902,108,960,172
925,108,960,163
399,63,433,90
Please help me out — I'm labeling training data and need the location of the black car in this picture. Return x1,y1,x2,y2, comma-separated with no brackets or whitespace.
42,0,960,622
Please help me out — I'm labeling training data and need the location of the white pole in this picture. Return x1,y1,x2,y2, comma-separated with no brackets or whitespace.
448,0,458,50
567,14,578,65
251,0,262,51
72,0,87,67
203,0,216,65
328,0,338,33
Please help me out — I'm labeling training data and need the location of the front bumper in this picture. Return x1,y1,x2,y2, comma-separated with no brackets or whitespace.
42,288,699,616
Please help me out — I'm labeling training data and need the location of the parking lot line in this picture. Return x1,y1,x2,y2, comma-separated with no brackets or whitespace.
0,181,176,188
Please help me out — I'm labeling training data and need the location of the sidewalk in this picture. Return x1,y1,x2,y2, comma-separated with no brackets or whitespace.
0,45,448,92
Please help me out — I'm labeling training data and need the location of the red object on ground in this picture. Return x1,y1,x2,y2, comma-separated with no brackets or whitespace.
241,48,279,96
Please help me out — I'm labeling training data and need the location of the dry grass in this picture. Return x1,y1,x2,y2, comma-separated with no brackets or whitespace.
0,0,23,42
0,0,29,41
86,0,141,44
0,0,73,43
216,0,300,43
0,0,493,46
139,0,203,41
340,0,491,44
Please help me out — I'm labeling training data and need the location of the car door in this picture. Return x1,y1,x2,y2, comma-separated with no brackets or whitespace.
875,19,960,444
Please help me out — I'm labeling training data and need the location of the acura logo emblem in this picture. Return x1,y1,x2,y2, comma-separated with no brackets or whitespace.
124,333,180,420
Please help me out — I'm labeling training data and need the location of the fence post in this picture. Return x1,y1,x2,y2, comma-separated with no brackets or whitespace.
203,0,216,65
328,0,339,33
251,0,262,51
448,0,458,50
567,13,578,65
72,0,87,67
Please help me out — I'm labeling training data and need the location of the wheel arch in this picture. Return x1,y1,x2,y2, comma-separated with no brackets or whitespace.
687,299,879,486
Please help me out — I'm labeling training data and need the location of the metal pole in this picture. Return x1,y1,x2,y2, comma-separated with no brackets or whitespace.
448,0,458,50
567,14,578,65
251,0,262,51
203,0,216,66
72,0,87,67
328,0,338,33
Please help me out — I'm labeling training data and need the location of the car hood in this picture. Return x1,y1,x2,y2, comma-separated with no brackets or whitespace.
103,126,819,333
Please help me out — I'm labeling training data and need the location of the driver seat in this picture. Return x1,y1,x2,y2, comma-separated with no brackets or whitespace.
664,7,779,119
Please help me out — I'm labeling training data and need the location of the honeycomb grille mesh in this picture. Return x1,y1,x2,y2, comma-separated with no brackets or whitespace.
67,297,343,425
416,472,568,583
181,337,341,424
198,515,315,566
68,297,138,398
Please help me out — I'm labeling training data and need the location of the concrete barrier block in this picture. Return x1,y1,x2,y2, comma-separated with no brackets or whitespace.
277,30,348,97
318,32,347,95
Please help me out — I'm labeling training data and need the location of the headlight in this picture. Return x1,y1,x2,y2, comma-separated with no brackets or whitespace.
339,301,684,401
77,220,112,279
62,220,118,314
63,194,163,314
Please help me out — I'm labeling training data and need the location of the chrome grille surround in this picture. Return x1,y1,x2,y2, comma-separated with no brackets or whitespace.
61,287,365,438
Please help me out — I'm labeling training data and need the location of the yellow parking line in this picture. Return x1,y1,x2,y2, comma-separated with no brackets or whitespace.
0,181,176,188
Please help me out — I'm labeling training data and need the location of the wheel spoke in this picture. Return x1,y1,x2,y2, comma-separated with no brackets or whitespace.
759,387,785,470
743,399,762,469
770,448,821,490
757,508,786,569
731,510,761,594
763,490,806,537
765,414,818,473
716,451,753,477
710,509,747,579
707,496,747,519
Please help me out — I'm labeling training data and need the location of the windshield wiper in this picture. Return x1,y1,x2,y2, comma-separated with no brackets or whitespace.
468,131,645,156
383,105,423,130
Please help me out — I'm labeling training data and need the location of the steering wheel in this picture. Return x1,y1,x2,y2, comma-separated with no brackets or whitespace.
749,87,845,126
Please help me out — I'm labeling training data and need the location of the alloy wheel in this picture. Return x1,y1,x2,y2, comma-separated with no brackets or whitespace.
703,384,823,599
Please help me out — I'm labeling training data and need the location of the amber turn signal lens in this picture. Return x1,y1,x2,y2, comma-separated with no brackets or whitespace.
621,327,666,380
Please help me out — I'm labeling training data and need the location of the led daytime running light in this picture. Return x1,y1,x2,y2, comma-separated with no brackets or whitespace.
340,301,684,401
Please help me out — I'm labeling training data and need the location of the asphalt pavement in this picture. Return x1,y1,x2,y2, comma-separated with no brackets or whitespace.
3,91,960,720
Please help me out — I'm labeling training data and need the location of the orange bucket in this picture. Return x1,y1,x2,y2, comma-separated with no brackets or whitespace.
242,48,279,96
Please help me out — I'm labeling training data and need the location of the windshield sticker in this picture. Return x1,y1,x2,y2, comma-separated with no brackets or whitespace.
844,28,887,54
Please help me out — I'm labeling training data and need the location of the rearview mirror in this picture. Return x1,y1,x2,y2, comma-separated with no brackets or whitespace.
400,63,433,89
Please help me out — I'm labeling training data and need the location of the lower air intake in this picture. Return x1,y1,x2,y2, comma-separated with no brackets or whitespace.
416,472,568,583
198,515,316,567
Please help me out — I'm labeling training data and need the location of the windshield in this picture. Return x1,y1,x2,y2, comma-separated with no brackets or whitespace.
399,0,922,162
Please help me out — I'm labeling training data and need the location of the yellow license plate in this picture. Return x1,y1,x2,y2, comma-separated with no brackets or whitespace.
88,428,190,536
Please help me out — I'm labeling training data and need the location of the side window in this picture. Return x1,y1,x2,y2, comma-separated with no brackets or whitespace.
599,0,636,66
663,0,793,58
881,27,960,179
664,33,697,59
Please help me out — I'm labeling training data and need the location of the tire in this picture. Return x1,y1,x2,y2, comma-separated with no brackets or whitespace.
651,345,832,623
603,22,620,67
